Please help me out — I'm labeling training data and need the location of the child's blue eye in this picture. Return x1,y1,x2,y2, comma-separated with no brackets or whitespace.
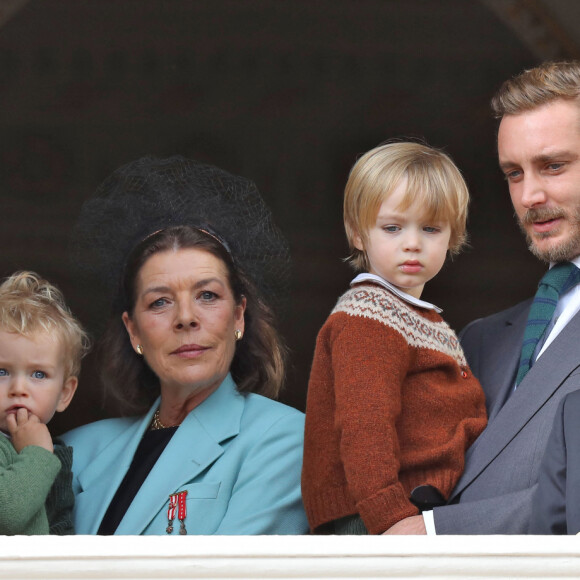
32,370,46,379
0,369,7,377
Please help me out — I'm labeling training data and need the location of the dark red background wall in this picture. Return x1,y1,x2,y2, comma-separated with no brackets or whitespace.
0,1,550,433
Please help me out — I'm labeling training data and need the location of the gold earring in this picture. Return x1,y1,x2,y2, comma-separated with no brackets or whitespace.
136,344,144,355
234,329,242,341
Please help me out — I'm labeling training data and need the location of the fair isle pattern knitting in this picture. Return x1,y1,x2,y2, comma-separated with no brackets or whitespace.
333,285,467,366
302,282,487,534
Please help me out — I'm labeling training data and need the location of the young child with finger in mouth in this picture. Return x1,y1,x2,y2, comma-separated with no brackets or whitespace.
0,271,89,534
302,141,488,535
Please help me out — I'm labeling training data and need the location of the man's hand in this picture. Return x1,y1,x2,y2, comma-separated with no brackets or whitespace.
382,515,427,535
6,408,53,453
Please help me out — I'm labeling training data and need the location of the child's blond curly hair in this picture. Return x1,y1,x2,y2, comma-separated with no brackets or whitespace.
0,271,90,377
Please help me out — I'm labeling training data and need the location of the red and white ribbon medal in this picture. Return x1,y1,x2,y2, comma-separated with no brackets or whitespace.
166,491,188,535
166,493,178,534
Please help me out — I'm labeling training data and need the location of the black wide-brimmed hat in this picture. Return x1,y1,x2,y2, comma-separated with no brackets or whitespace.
71,155,290,321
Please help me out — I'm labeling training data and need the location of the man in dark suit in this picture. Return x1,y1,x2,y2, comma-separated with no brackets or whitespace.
385,60,580,535
531,389,580,534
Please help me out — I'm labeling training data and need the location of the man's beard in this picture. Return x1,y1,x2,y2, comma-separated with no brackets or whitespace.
518,206,580,263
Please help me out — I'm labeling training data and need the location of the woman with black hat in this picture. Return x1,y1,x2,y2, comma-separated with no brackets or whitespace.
62,156,308,535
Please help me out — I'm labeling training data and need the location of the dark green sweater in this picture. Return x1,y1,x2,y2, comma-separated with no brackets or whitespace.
0,435,74,535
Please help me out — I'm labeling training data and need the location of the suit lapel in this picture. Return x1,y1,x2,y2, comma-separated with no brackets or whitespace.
484,302,530,421
115,375,244,535
451,309,580,499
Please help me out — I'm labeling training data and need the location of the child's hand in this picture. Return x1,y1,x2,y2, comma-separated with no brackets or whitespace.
6,408,54,453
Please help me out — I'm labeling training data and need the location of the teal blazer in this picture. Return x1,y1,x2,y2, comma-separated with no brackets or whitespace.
62,375,308,535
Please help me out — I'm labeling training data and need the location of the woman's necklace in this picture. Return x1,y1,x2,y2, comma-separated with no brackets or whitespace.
150,409,180,430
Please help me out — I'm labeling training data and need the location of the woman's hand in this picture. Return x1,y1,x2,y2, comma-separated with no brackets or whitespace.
6,408,53,453
382,515,427,535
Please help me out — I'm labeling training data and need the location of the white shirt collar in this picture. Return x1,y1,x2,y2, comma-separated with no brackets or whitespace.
552,256,580,270
350,273,442,313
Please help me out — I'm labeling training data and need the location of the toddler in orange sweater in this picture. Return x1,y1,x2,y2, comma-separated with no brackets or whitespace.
302,141,487,534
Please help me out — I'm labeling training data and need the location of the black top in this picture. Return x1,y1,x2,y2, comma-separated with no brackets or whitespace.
97,427,178,535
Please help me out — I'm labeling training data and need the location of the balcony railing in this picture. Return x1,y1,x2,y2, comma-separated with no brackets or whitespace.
1,535,579,579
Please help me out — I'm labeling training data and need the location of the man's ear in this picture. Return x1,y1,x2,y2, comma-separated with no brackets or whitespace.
56,376,78,413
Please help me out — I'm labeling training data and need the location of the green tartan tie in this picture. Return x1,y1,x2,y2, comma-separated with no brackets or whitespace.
516,262,580,386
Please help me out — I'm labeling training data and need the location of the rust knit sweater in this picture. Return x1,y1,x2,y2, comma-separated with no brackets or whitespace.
302,283,487,534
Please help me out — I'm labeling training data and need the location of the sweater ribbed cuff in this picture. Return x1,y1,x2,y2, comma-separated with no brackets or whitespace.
302,485,357,532
356,483,419,534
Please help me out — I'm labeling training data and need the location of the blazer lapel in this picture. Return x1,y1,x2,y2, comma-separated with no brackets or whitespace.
451,309,580,499
74,406,157,534
115,375,244,535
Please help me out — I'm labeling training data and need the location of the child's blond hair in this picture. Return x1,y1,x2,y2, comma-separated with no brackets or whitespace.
344,141,469,272
0,271,90,377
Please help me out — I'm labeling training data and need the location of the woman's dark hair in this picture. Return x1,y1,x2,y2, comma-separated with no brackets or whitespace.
99,226,287,415
71,155,291,414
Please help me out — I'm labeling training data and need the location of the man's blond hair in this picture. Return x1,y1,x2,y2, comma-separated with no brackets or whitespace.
492,60,580,118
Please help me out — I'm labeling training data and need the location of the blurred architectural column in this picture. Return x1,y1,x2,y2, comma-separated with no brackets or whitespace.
481,0,580,59
0,0,29,28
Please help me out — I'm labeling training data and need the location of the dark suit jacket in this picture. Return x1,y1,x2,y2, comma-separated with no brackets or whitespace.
530,389,580,534
432,299,580,534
